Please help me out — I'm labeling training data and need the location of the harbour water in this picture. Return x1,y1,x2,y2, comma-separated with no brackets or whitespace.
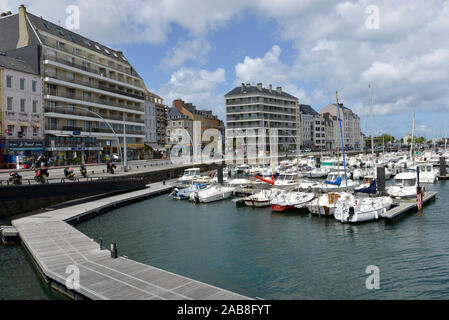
1,180,448,299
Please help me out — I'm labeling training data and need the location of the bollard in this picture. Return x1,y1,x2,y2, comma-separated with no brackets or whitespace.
376,167,386,195
110,243,117,258
163,180,166,185
440,157,447,177
100,238,103,250
217,162,224,185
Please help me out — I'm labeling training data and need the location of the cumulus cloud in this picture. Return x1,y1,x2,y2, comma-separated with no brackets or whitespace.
158,67,227,119
235,45,309,103
161,39,211,70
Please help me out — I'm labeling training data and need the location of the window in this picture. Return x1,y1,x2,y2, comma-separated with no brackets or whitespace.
19,126,27,138
104,49,110,55
20,78,25,90
57,41,65,50
83,39,91,46
66,88,75,98
42,22,50,30
20,99,26,112
32,101,38,113
95,44,100,50
7,97,13,111
33,126,39,136
73,47,81,56
32,81,37,92
48,101,56,112
56,28,64,36
47,49,56,58
67,119,75,127
6,75,12,88
69,34,76,42
7,125,14,136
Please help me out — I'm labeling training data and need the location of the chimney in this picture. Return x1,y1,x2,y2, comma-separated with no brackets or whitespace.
241,83,245,92
269,84,272,93
16,5,30,49
246,83,251,88
276,87,282,94
257,83,262,91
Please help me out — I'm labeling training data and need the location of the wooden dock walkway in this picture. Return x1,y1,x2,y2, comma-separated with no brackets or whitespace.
11,181,250,300
382,191,438,221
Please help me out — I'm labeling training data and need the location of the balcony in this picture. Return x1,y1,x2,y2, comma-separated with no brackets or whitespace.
44,88,144,113
44,106,144,124
45,124,145,136
44,41,140,80
43,64,145,101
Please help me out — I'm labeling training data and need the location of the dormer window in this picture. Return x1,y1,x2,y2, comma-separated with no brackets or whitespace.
56,27,64,36
68,34,76,42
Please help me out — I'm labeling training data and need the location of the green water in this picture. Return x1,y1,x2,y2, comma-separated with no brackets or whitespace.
2,181,449,299
0,217,66,300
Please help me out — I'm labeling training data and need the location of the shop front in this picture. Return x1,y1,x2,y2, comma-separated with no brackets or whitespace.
1,139,45,168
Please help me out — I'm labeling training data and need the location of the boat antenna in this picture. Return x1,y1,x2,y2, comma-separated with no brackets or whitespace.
336,91,348,190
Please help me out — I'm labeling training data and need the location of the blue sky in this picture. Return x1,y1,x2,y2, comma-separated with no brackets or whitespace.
3,0,449,140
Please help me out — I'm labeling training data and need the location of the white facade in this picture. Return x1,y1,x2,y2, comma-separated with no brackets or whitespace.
225,83,299,152
320,104,364,149
2,68,43,140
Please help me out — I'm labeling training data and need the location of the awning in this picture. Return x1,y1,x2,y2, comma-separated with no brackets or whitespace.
145,143,160,150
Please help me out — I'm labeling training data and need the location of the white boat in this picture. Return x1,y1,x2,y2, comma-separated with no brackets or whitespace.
243,188,284,207
270,191,315,212
307,192,354,216
416,164,439,184
170,183,210,200
177,168,201,186
334,197,393,223
386,172,417,198
189,185,235,203
274,171,299,190
307,167,330,178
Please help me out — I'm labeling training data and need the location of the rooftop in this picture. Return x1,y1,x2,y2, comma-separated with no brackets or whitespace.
0,52,37,74
225,83,298,100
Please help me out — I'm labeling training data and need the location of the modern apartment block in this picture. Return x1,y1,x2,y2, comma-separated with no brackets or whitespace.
0,52,44,163
0,5,147,164
225,83,299,153
320,103,364,149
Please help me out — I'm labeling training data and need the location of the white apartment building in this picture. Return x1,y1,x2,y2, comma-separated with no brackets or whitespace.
1,54,44,160
320,103,364,149
225,83,299,153
0,5,147,164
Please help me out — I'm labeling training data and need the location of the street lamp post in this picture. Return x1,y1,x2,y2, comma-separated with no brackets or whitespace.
72,106,124,170
123,112,128,172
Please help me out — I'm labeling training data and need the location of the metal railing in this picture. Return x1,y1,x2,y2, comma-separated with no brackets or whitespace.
44,88,144,112
44,106,144,123
45,55,145,100
44,41,141,80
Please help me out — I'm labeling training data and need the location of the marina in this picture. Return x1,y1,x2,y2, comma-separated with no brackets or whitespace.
9,181,250,300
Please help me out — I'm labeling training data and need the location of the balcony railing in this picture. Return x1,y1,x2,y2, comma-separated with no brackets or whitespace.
45,56,144,100
44,41,141,80
44,106,144,124
44,88,144,113
45,124,145,136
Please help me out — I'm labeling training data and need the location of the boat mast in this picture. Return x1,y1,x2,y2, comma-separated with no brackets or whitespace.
336,91,348,190
296,100,301,191
410,111,415,163
369,83,375,170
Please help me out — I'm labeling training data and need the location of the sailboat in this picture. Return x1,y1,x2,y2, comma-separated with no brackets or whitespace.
334,196,393,223
271,100,315,211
